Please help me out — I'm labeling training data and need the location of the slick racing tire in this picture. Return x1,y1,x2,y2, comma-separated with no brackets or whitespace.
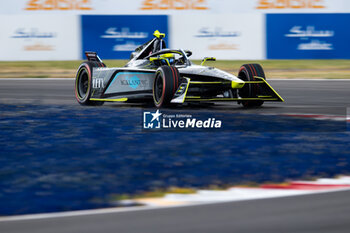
153,66,180,108
238,64,266,107
75,62,104,106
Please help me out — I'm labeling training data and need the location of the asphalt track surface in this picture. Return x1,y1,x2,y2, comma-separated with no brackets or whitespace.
0,78,349,115
1,190,350,233
0,79,350,233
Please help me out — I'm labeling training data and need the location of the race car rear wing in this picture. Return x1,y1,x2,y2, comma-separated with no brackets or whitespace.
85,51,103,63
84,51,106,67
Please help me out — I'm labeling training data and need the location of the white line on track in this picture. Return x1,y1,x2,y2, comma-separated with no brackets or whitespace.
269,79,350,81
1,185,350,222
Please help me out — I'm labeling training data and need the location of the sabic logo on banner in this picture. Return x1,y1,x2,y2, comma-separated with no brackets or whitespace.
140,0,208,10
256,0,326,9
25,0,93,11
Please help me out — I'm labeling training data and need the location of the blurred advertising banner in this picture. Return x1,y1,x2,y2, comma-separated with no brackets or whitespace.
266,14,350,59
81,15,168,59
0,15,80,61
170,14,264,60
1,0,350,14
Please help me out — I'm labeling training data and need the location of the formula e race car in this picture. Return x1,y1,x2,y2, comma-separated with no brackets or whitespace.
75,30,284,108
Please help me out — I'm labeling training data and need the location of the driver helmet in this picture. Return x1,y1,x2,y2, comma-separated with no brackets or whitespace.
160,53,175,66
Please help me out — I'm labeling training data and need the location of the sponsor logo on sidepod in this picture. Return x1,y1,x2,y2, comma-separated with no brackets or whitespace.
121,76,148,89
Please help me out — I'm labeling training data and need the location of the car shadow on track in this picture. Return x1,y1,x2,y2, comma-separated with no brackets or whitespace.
104,101,282,113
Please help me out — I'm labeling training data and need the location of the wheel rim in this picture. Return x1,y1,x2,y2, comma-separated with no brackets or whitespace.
154,73,164,104
78,69,89,99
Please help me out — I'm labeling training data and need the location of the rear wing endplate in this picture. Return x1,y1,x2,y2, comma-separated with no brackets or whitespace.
85,51,103,63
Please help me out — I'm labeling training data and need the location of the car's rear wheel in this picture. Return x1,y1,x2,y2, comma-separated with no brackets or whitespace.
238,64,266,107
75,62,104,106
153,66,180,108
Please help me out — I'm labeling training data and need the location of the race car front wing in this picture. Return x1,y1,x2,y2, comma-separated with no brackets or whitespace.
170,77,284,103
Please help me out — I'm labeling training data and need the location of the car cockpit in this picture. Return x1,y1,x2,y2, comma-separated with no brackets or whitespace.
127,30,192,68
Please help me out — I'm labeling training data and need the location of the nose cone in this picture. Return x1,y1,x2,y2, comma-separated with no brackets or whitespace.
179,65,241,81
231,80,245,89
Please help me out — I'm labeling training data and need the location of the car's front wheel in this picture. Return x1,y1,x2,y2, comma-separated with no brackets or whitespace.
238,64,266,107
152,66,180,108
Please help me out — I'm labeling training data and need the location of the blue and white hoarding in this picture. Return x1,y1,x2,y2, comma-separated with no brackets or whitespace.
267,14,350,59
81,15,168,59
0,15,80,61
171,14,265,60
